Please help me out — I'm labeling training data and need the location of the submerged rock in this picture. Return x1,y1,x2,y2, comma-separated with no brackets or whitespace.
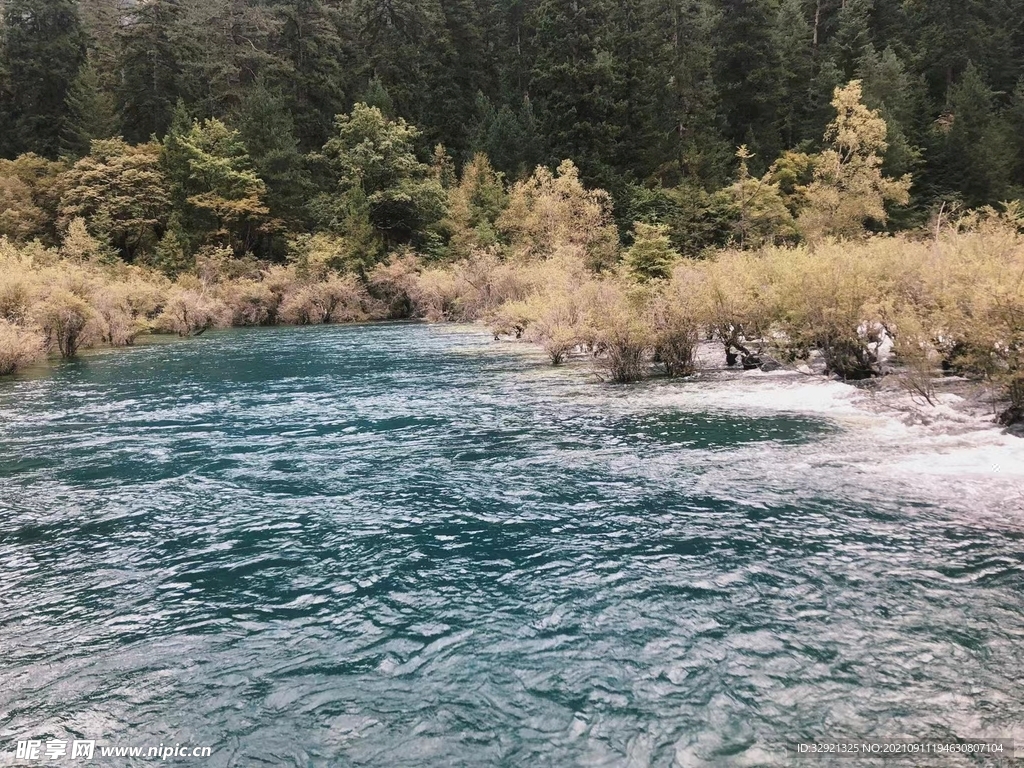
998,404,1023,427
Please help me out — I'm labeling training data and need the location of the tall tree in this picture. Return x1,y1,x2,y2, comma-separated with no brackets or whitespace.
714,0,788,171
173,0,283,121
61,57,118,157
162,114,273,253
58,139,171,259
904,0,1021,100
312,104,447,252
798,80,912,239
236,77,311,226
928,63,1013,206
0,0,86,158
856,44,924,184
117,0,182,142
267,0,351,150
526,0,622,187
774,0,814,150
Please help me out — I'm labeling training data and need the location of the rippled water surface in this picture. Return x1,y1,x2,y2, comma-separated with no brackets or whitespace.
2,324,1024,766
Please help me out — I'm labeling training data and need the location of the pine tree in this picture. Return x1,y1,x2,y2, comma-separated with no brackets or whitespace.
714,0,788,170
470,94,542,179
61,57,117,157
360,76,395,117
117,0,182,142
905,0,1021,100
856,44,923,184
1007,78,1024,197
269,0,351,150
442,152,507,257
77,0,121,97
173,0,284,121
930,63,1013,206
825,0,874,77
0,0,86,158
640,0,730,187
236,78,310,226
774,0,815,149
526,0,622,187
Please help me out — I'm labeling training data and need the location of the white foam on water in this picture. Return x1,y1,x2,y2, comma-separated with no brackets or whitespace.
590,366,1024,518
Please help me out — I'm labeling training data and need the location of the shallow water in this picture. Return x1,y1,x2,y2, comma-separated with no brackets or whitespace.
1,323,1023,766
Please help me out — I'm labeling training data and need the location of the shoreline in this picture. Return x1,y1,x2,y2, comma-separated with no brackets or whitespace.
493,332,1023,438
5,321,1020,438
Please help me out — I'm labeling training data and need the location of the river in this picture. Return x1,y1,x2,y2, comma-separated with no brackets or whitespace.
1,323,1022,766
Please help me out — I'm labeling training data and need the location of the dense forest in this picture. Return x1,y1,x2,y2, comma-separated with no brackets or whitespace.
2,0,1024,261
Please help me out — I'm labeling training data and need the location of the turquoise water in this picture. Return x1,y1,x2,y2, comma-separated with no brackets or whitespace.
1,323,1022,766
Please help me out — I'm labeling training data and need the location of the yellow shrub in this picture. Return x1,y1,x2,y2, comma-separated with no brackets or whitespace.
0,320,44,375
279,274,373,325
33,288,99,358
157,287,229,337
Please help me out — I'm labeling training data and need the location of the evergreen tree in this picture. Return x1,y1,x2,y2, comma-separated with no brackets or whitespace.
714,0,788,170
61,57,117,157
269,0,352,150
856,45,924,184
1007,78,1024,197
905,0,1021,100
77,0,121,96
442,152,507,257
929,64,1013,206
236,78,311,226
117,0,182,142
643,0,730,187
174,0,283,121
526,0,622,187
774,0,815,150
470,94,542,179
825,0,874,77
0,0,86,158
361,76,395,117
723,145,798,247
624,222,677,282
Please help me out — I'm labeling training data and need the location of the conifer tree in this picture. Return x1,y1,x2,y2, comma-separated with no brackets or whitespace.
61,58,117,157
526,0,622,186
117,0,182,142
0,0,86,158
624,223,678,282
930,64,1013,207
268,0,351,150
236,78,311,226
714,0,787,169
